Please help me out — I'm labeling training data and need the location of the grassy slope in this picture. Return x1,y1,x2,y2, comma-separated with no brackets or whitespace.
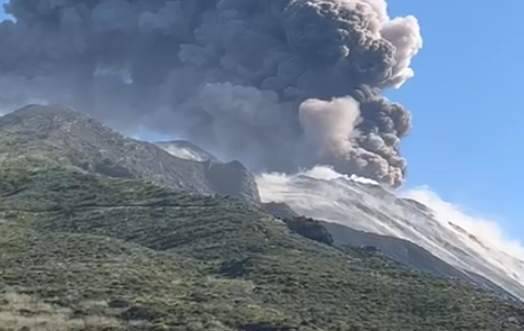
0,166,523,331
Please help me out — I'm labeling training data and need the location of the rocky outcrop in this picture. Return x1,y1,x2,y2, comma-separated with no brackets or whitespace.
205,160,261,204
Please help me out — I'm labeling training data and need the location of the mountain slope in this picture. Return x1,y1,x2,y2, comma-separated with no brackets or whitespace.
156,140,219,162
1,165,524,330
261,202,517,300
0,105,259,202
257,169,524,301
156,141,261,204
323,221,518,299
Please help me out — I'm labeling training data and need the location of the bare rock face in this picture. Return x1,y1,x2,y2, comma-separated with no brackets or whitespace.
0,105,260,203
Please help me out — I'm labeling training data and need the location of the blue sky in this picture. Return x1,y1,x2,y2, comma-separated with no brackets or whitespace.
0,1,5,20
0,1,522,239
387,1,524,240
0,1,6,21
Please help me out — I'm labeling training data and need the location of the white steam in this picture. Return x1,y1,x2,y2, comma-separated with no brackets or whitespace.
404,187,524,276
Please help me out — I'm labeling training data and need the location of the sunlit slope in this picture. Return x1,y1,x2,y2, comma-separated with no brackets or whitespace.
1,166,523,330
257,169,524,301
0,105,260,203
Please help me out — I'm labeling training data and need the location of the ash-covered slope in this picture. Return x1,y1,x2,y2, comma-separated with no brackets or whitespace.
0,105,259,202
261,202,516,300
156,140,218,163
257,168,524,301
321,221,518,300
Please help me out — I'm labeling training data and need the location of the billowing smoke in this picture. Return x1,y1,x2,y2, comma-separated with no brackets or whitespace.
299,97,361,159
0,0,422,186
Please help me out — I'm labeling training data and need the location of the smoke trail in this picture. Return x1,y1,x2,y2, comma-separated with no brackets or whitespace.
0,0,422,186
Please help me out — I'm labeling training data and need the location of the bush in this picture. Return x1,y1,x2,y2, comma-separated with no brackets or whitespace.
283,217,334,246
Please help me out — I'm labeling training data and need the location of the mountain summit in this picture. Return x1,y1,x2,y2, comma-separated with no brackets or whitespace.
0,105,260,203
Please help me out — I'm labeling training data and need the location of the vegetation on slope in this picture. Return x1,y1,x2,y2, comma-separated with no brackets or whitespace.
0,105,261,202
0,165,523,331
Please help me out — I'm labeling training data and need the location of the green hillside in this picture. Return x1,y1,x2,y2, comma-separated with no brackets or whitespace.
0,165,523,331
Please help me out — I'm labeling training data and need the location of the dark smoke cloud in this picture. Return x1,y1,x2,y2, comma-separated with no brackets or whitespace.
0,0,422,186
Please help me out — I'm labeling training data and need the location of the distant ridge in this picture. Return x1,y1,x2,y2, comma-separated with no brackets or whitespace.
0,104,260,203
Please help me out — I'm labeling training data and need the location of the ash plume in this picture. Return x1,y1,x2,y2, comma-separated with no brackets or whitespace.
0,0,422,186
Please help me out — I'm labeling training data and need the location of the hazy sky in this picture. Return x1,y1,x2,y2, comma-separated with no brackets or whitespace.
0,1,521,239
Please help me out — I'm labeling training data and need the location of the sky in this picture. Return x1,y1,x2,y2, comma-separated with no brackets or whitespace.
0,1,5,20
385,1,524,240
0,1,521,239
